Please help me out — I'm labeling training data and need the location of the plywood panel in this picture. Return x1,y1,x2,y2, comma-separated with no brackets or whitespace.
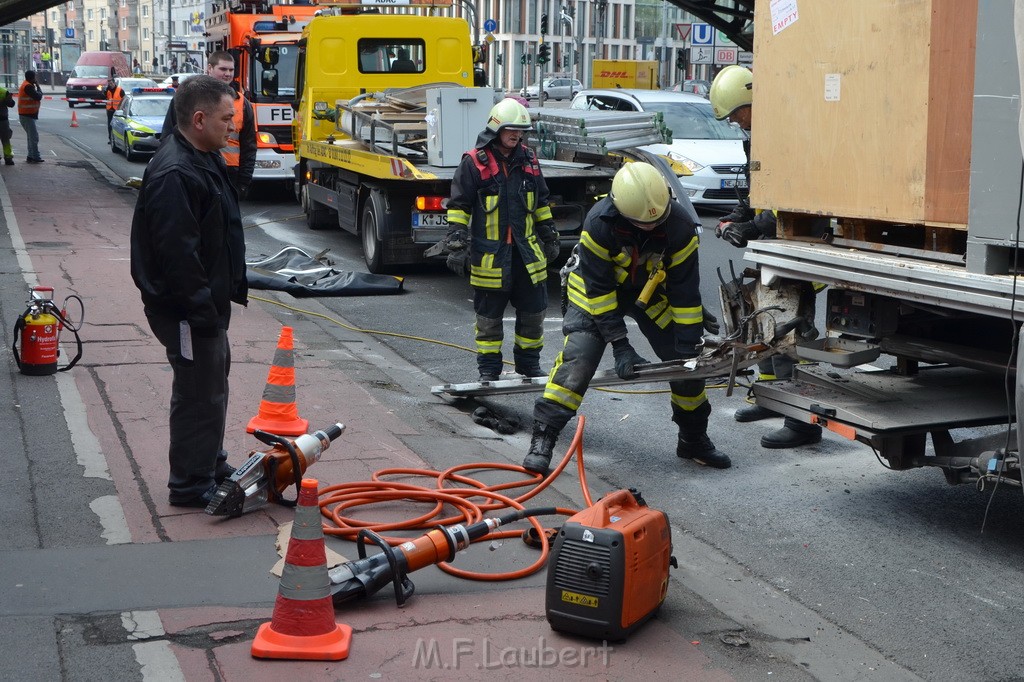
750,0,976,228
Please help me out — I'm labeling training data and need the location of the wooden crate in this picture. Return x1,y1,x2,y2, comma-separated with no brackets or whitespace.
750,0,977,229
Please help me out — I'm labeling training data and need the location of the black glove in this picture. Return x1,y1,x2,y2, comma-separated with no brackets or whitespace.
542,236,560,262
445,229,468,251
611,339,649,380
702,306,720,335
716,220,759,248
446,249,470,277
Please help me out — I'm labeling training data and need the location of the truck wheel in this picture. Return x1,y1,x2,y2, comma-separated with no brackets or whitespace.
302,183,333,230
361,193,387,274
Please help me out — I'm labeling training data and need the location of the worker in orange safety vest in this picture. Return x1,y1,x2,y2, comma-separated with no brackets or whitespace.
104,72,124,144
161,51,255,196
18,70,43,163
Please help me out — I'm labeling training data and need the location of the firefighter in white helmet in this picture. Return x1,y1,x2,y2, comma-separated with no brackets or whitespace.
446,97,560,382
710,65,824,449
522,161,730,474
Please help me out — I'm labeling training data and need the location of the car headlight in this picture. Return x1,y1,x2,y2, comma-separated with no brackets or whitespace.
127,127,152,137
257,131,278,145
667,151,704,173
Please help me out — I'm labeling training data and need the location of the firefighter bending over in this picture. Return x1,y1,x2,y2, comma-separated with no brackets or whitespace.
522,162,731,474
446,98,561,381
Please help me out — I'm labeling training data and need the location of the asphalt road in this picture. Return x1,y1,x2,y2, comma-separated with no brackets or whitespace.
38,94,1024,682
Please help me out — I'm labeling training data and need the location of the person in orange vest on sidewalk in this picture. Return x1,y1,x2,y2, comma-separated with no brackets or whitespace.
104,71,123,145
18,70,43,163
0,84,15,165
162,51,255,196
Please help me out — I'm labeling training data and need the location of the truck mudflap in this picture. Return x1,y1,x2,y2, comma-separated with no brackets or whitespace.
753,364,1016,479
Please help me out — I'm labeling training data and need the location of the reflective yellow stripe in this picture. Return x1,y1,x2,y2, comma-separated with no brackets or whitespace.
645,296,668,323
476,339,502,354
580,231,610,261
515,333,543,349
471,255,503,288
447,208,471,227
567,272,617,315
758,372,778,381
543,382,583,411
613,266,628,285
666,237,698,269
535,205,553,222
484,195,500,240
671,390,707,411
670,305,703,325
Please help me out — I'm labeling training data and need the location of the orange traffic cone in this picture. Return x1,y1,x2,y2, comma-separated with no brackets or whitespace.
247,326,309,436
69,110,78,128
252,478,352,661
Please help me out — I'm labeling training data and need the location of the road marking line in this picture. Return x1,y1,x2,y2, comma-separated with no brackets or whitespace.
0,173,130,545
133,640,185,682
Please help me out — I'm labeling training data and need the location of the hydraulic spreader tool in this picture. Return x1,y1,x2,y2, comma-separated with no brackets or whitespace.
206,423,345,517
324,488,674,641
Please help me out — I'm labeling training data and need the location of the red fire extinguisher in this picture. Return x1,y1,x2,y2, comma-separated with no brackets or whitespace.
12,286,84,376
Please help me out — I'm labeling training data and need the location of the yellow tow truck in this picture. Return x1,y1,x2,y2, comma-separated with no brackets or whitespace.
293,0,634,273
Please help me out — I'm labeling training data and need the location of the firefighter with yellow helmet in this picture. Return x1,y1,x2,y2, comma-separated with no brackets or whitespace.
446,97,560,382
709,65,824,449
522,161,731,474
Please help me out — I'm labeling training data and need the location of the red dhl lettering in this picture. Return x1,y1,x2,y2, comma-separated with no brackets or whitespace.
598,70,630,78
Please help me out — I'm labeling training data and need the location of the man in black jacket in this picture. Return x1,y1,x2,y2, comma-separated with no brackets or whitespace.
522,162,730,474
131,75,248,508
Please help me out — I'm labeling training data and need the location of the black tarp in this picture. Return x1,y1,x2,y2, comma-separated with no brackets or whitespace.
246,247,404,297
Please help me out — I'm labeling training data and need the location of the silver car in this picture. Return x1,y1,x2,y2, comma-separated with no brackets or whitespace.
520,77,583,102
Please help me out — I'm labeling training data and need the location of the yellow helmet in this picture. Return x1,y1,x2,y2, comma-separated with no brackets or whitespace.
486,98,532,133
709,65,753,120
610,162,671,226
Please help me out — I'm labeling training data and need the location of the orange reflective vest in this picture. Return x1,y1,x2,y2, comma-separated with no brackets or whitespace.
17,81,40,117
106,85,123,111
219,94,246,168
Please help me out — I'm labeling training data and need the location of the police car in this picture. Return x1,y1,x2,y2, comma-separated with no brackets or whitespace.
111,87,174,161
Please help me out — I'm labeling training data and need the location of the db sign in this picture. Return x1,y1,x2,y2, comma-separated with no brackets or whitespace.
714,47,738,65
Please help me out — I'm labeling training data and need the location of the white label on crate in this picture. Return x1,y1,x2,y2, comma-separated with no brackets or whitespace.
770,0,799,35
824,73,841,102
582,529,595,543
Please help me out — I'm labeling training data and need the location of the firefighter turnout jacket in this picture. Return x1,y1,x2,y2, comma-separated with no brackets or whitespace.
446,131,556,291
568,197,704,353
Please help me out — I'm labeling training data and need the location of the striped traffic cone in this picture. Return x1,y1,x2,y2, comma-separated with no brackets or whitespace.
252,478,352,660
247,326,309,436
69,110,79,128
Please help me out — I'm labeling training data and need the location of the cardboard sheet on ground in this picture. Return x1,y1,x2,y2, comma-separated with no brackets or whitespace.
247,247,404,297
271,521,348,577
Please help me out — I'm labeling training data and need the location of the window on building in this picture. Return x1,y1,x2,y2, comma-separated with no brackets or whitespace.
143,27,149,39
142,6,148,17
121,17,127,29
120,0,125,6
100,8,106,20
122,39,127,51
88,29,94,41
86,9,93,20
143,50,149,62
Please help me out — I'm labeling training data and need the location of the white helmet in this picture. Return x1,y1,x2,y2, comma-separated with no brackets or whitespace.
709,65,753,120
610,162,671,227
486,98,532,133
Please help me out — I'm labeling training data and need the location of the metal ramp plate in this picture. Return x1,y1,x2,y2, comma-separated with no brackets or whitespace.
753,364,1011,437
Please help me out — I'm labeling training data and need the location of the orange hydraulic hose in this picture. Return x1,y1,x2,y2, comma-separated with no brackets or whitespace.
316,416,594,581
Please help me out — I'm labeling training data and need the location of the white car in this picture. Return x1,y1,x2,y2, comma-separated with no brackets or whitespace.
520,77,583,102
569,89,748,206
159,73,201,88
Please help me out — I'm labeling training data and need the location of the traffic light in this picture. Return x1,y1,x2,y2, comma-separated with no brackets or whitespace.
676,50,686,72
538,43,550,64
496,53,503,66
540,13,548,35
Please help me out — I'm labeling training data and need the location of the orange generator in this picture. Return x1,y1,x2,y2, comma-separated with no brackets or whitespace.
545,488,676,641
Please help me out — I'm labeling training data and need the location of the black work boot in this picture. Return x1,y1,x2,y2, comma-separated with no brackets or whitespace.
515,361,546,378
677,433,732,469
734,404,780,422
761,418,822,449
522,420,560,474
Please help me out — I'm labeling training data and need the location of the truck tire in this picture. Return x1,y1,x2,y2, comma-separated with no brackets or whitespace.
361,191,388,273
302,183,333,230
